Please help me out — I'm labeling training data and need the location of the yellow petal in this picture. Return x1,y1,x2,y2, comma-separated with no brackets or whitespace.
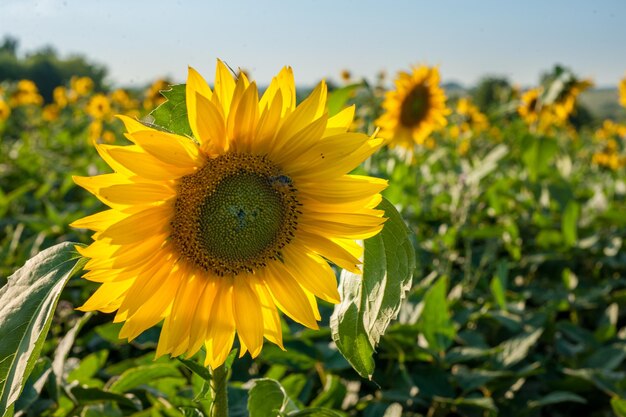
186,66,213,145
196,92,227,154
103,145,195,180
233,276,264,357
263,261,319,330
298,230,362,274
249,276,284,349
127,130,203,168
283,245,340,304
228,82,259,151
204,280,236,368
214,59,237,117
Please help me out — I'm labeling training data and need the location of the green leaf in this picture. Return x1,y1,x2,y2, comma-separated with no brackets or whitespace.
0,242,85,414
309,375,346,409
108,364,182,393
521,136,558,182
52,313,92,386
177,358,212,382
149,84,193,137
561,200,579,247
418,276,456,353
247,379,297,417
496,328,543,368
326,83,360,116
69,386,140,411
288,409,344,417
330,198,415,379
489,261,508,310
528,391,587,408
611,396,626,417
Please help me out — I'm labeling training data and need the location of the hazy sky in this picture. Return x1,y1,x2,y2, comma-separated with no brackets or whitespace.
1,0,625,88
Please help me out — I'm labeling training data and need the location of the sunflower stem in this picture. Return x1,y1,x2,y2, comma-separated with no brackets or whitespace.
211,364,229,417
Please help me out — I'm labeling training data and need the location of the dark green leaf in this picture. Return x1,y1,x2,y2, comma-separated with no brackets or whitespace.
418,276,456,353
330,198,415,379
0,242,85,414
108,364,182,393
69,386,141,410
528,391,587,408
561,200,579,247
288,408,344,417
177,358,212,382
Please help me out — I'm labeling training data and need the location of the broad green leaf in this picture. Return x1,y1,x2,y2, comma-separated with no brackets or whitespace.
247,379,297,417
149,84,193,137
528,391,587,408
330,198,415,379
612,396,626,417
418,276,456,353
0,242,85,416
561,200,579,247
108,364,182,393
326,83,360,116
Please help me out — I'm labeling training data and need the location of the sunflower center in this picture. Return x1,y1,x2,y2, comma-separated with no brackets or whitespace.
170,153,299,276
399,85,430,127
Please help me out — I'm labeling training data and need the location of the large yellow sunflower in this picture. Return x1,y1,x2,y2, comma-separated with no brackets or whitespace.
71,60,386,368
376,65,449,148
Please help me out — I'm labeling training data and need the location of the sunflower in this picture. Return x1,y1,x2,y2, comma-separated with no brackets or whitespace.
72,60,386,368
0,99,10,122
619,75,626,108
87,94,112,120
376,65,449,148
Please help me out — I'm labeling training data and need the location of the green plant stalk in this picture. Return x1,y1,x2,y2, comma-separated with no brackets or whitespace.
211,365,229,417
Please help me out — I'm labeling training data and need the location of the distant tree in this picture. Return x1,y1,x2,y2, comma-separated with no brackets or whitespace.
0,36,108,102
471,76,512,114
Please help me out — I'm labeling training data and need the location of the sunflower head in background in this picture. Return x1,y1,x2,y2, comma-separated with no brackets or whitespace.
71,60,387,369
375,65,449,149
619,74,626,108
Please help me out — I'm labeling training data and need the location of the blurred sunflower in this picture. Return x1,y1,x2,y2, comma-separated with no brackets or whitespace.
0,99,10,121
72,60,386,368
87,94,112,120
72,76,94,97
53,86,69,108
11,79,43,106
619,75,626,108
552,79,592,121
517,88,541,124
376,65,449,148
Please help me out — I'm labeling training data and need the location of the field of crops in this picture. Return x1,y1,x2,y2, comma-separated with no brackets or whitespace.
1,62,626,417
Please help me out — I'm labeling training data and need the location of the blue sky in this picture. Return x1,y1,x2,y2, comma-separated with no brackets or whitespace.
1,0,625,88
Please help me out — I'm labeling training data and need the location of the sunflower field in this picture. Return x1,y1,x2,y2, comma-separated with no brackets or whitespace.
1,60,626,417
